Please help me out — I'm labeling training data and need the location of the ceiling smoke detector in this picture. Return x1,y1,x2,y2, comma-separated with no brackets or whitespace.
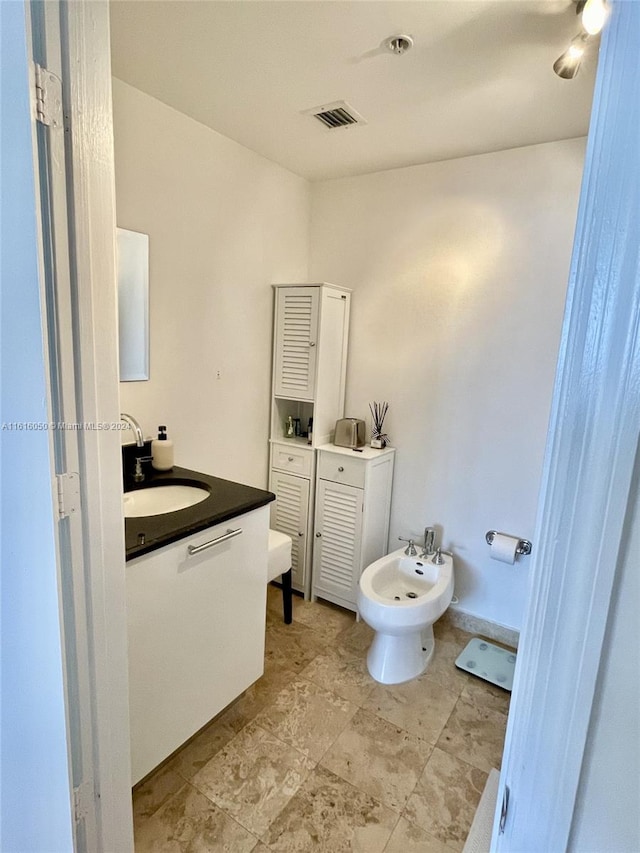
384,34,414,55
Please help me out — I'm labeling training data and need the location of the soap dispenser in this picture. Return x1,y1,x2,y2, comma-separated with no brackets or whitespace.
152,425,174,471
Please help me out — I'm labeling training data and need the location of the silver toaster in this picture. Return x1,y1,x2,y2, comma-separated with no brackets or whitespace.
334,418,366,449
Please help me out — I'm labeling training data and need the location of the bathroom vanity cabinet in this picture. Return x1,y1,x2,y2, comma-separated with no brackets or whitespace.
312,445,395,612
269,283,351,595
126,505,269,784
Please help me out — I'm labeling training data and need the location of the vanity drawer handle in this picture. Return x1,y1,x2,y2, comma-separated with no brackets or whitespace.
338,466,344,472
187,527,243,556
288,456,294,462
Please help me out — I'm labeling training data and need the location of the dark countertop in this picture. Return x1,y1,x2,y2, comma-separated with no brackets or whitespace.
124,464,275,561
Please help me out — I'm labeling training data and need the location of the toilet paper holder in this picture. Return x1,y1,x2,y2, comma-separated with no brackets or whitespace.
485,530,532,556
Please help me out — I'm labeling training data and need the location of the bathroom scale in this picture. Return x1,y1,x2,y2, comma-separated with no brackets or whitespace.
455,638,516,692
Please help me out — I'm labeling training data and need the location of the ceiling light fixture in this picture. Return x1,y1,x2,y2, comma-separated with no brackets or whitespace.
553,32,590,79
553,0,608,79
581,0,608,35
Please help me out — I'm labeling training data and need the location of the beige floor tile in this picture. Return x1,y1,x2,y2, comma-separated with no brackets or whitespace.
222,660,298,730
403,747,487,851
459,674,511,716
433,614,473,647
320,708,432,811
293,597,356,641
132,764,186,826
424,637,472,694
299,644,376,706
166,707,245,781
135,595,508,851
262,765,399,852
267,584,306,627
191,721,314,837
264,620,325,673
384,816,455,853
335,618,375,657
362,672,459,744
437,697,508,773
266,582,289,623
254,676,357,761
134,782,258,853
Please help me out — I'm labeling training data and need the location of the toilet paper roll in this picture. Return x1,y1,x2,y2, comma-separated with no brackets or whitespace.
490,533,519,564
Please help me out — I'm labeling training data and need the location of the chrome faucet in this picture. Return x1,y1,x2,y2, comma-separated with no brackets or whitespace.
121,412,144,448
398,537,418,556
421,527,436,558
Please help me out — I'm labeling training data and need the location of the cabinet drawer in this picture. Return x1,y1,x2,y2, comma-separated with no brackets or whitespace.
271,442,313,477
318,452,365,489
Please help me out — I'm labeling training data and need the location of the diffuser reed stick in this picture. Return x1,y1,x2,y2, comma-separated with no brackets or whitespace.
369,401,389,449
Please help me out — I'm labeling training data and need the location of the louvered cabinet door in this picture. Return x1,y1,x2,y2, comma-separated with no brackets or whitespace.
312,480,363,608
274,287,319,400
270,470,310,591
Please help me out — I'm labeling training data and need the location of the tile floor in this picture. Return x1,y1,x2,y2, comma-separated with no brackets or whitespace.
132,586,511,852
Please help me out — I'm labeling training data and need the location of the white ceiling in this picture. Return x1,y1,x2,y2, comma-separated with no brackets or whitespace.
109,0,597,181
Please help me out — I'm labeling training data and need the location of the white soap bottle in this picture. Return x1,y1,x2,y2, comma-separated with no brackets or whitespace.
151,425,174,471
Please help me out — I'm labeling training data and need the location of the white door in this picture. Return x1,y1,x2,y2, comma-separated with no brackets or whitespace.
16,3,133,851
270,471,310,590
313,479,363,605
493,4,640,850
30,4,101,848
274,287,319,400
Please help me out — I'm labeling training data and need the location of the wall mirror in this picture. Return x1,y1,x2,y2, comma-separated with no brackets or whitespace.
117,227,150,381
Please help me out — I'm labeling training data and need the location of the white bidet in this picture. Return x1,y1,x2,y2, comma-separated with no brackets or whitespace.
357,546,454,685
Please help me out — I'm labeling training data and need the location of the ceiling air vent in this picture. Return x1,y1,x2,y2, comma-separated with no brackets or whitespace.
304,101,367,130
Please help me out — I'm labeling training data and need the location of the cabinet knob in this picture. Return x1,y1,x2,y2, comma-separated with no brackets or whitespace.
288,456,294,462
298,532,304,537
316,532,322,538
338,466,344,472
309,341,316,347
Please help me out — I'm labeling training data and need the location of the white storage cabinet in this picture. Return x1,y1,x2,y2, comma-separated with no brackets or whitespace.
312,445,395,612
269,283,351,595
127,506,269,784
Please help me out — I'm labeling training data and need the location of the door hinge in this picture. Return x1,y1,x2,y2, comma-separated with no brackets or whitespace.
499,783,510,834
34,63,63,128
57,472,81,519
73,781,93,824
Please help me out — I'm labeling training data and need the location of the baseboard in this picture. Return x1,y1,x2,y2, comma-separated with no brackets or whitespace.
447,606,519,650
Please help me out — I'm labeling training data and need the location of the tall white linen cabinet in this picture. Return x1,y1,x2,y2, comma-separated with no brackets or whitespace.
269,283,351,596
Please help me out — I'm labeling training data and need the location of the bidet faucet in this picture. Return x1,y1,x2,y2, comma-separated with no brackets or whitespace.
398,537,418,556
121,412,144,448
421,527,436,557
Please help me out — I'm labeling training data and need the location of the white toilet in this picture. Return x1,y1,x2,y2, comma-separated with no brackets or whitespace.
357,545,454,685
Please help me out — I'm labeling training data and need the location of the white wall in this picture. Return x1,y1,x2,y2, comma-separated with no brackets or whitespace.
113,78,585,630
310,138,585,630
114,79,309,487
0,2,73,849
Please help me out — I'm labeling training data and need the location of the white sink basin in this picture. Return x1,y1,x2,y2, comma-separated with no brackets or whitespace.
123,484,209,518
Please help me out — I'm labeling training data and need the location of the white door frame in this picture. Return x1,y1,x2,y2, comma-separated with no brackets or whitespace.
27,1,134,850
493,2,640,850
61,4,134,849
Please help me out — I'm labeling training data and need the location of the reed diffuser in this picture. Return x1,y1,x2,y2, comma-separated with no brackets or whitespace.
369,401,389,449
